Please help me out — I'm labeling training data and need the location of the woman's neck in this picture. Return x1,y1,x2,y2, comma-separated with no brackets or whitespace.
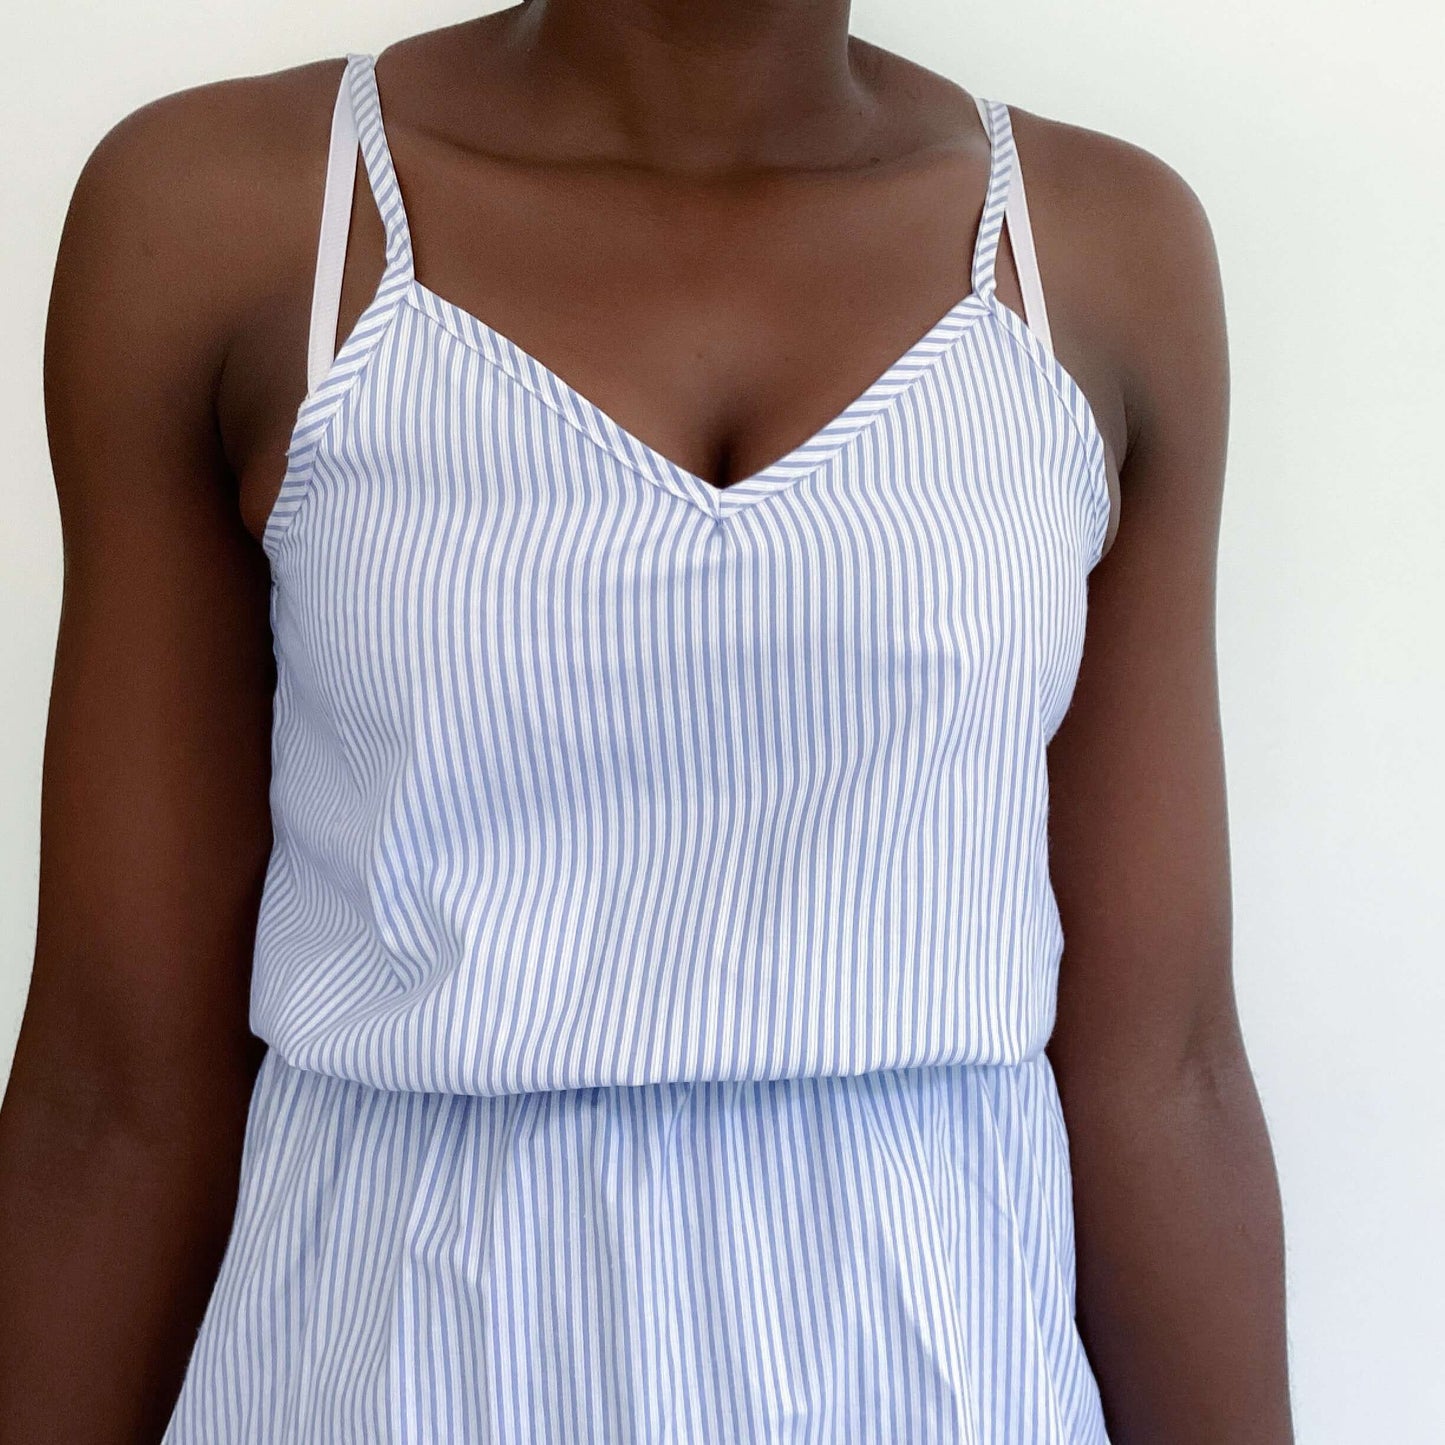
493,0,876,169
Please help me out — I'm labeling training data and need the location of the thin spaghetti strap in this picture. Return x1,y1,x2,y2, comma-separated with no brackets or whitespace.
969,95,1017,302
346,52,415,284
306,60,360,395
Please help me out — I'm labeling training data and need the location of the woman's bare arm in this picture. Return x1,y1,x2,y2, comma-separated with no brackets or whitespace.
0,84,287,1442
1044,133,1294,1441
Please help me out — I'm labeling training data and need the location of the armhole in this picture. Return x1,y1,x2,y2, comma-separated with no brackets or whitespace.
306,63,360,396
1005,144,1054,357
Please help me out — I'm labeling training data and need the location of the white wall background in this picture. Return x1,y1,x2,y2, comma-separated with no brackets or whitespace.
3,3,1441,1438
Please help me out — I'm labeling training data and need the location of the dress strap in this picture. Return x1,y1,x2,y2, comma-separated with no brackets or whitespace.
968,96,1019,303
347,53,416,282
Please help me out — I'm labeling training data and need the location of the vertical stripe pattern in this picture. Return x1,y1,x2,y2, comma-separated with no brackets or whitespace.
164,51,1114,1443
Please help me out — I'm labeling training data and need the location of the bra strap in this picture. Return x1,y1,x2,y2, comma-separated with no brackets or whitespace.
1004,134,1054,355
306,60,360,395
971,96,1052,353
304,53,416,394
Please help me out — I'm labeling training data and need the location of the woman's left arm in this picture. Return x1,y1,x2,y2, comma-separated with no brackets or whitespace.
1043,137,1294,1443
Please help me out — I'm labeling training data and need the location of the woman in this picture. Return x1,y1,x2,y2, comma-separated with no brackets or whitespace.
0,3,1293,1441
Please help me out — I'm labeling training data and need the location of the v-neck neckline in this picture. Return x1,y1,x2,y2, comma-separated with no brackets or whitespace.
407,279,995,520
346,51,1018,523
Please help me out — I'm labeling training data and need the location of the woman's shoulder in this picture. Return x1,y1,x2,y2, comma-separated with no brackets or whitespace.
66,53,350,292
45,54,360,546
869,42,1221,509
55,59,360,371
1006,98,1219,279
850,40,1219,315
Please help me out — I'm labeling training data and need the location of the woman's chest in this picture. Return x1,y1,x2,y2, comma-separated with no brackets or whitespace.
268,314,1105,763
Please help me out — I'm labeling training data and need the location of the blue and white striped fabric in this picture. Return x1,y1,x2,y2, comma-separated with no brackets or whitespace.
163,50,1113,1444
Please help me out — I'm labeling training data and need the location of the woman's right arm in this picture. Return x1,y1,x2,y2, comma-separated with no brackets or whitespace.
0,83,285,1442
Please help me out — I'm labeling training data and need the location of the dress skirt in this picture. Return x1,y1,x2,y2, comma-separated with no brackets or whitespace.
161,1047,1110,1443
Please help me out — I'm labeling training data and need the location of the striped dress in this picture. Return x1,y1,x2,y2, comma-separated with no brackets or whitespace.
162,50,1114,1444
